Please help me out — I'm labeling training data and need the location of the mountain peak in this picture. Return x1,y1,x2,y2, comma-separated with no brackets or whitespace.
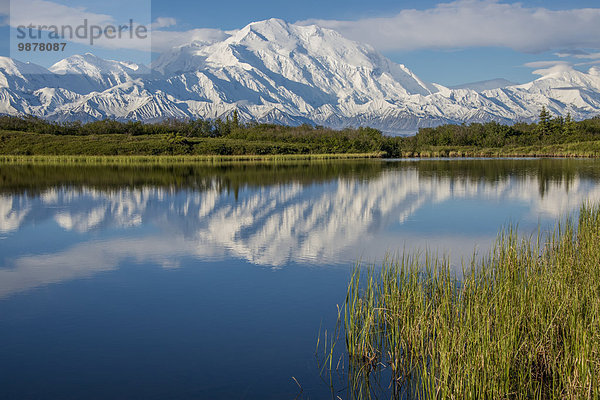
529,64,600,92
49,54,149,76
0,57,51,76
228,18,331,50
247,17,289,29
3,20,600,131
533,64,583,80
150,19,436,99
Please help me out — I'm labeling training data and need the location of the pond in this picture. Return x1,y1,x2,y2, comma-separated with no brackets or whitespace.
1,158,599,399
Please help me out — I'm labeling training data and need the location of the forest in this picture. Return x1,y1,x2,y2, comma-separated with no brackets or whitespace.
0,108,599,157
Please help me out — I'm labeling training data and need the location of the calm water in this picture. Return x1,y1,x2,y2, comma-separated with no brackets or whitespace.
1,159,600,399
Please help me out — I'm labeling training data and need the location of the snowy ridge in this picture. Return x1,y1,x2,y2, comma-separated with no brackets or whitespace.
450,79,518,92
1,19,600,132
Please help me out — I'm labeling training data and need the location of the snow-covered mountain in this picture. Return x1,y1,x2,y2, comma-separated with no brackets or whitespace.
1,18,600,133
450,78,518,92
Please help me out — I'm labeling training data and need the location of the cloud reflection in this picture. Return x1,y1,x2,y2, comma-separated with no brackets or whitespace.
1,166,600,298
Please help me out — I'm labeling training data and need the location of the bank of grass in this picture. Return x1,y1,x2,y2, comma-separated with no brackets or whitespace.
400,140,600,158
2,130,600,159
0,152,383,166
325,203,600,399
0,129,386,157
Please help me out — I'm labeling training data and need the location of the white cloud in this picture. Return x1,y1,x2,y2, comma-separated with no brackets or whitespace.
576,60,600,68
554,49,592,58
10,0,113,30
8,0,228,54
521,60,600,75
297,0,600,53
523,61,571,69
151,28,232,53
151,17,177,29
529,63,576,77
555,50,600,63
9,0,151,51
571,52,600,60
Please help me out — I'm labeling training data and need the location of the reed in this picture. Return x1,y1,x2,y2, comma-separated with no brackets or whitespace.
322,203,600,399
0,153,383,165
413,141,600,159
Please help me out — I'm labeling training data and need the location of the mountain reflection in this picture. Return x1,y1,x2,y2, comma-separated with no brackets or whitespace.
1,159,600,298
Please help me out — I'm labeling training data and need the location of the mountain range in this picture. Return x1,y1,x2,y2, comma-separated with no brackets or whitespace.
1,18,600,133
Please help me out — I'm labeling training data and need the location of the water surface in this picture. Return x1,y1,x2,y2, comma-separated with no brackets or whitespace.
1,159,599,399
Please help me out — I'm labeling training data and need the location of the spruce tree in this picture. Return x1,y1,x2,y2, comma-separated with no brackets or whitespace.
232,109,240,128
538,106,551,139
564,112,576,137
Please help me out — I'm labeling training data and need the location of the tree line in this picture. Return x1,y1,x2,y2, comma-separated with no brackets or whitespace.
409,108,600,149
1,108,599,156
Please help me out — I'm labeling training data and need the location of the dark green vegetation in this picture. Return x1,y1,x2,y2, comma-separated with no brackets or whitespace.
320,203,600,399
0,116,385,156
405,110,600,157
0,111,599,157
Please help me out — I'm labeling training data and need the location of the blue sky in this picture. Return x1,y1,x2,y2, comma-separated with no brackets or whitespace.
2,0,600,86
151,0,600,28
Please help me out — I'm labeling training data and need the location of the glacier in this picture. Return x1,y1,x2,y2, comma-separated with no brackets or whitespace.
1,18,600,134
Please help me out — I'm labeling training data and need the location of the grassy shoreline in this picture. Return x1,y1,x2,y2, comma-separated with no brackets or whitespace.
1,152,598,166
321,203,600,398
0,153,385,165
0,129,386,157
399,140,600,158
1,144,599,165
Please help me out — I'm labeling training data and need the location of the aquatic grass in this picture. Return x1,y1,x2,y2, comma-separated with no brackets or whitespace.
410,140,600,159
0,153,383,166
322,203,600,399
